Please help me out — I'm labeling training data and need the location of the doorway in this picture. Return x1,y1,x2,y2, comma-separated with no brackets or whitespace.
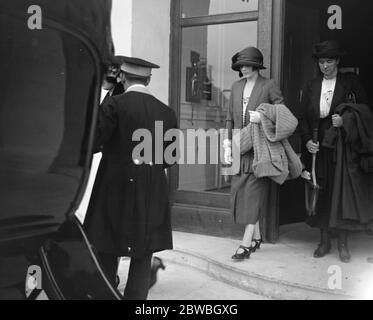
280,0,373,225
170,0,282,242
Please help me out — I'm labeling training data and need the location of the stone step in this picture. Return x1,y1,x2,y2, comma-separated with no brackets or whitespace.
156,249,353,300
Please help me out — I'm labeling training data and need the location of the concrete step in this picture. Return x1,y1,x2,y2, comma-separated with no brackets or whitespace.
156,249,351,300
154,227,373,300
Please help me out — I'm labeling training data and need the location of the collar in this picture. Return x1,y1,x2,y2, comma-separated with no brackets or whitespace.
127,84,146,90
108,87,115,96
323,75,337,81
125,84,152,96
322,69,339,81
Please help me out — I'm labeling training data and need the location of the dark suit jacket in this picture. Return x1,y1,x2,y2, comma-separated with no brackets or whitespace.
94,82,125,153
101,82,125,104
299,72,368,145
84,87,177,258
226,75,284,131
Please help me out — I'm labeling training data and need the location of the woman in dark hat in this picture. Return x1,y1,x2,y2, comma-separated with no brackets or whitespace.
299,40,369,263
224,46,284,260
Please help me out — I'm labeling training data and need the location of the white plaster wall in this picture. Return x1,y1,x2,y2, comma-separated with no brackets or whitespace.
131,0,171,104
111,0,133,56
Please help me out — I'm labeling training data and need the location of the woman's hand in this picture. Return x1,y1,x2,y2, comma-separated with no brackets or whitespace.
224,147,232,165
332,114,343,128
306,140,319,154
249,111,261,123
223,139,232,165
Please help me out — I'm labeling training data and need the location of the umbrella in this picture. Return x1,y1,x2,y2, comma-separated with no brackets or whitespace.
304,129,321,216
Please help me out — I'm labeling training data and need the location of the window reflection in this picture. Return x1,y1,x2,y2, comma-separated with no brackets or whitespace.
0,15,96,233
178,21,258,192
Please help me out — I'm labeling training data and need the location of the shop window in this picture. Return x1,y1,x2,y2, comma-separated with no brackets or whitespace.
178,21,258,192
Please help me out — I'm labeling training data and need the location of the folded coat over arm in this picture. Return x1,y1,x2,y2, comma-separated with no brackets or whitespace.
234,103,302,184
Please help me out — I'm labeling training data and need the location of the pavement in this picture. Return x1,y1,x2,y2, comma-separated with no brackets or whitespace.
117,224,373,300
117,258,268,300
77,156,373,300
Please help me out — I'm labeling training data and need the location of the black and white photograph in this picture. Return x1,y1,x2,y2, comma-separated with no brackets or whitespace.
1,0,373,305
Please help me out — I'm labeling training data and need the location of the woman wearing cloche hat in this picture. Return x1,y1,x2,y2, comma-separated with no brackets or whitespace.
224,46,285,261
299,40,369,263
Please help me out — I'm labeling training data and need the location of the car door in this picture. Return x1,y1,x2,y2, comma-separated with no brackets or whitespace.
0,0,113,299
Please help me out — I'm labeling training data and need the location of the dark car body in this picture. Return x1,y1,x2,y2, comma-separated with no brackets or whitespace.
0,0,119,299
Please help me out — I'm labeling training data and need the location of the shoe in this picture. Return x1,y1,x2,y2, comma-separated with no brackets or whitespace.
338,243,351,263
338,231,351,263
313,243,331,258
232,245,253,260
153,256,166,271
251,239,263,253
313,229,331,258
149,257,166,288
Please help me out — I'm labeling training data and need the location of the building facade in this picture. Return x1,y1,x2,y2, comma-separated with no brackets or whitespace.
110,0,373,242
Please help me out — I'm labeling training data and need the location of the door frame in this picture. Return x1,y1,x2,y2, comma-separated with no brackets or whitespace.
168,0,285,242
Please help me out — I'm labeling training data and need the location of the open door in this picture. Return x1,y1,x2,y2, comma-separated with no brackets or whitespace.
280,0,373,226
279,1,321,226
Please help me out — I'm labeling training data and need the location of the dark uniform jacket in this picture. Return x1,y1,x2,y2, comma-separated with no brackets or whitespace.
84,86,177,258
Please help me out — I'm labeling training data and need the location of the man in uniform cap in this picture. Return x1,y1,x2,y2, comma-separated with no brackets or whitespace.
83,56,177,300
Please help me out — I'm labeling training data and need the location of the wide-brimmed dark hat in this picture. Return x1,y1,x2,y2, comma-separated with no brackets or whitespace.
312,40,346,59
231,47,266,71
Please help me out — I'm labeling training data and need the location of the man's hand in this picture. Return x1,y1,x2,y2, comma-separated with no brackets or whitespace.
332,114,343,128
249,111,261,123
306,140,319,154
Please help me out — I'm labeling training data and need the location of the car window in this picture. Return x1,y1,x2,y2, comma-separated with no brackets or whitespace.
0,13,98,240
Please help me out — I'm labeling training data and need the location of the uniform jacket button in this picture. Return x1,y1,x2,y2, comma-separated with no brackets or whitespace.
149,161,154,166
134,159,140,165
128,247,131,252
129,178,134,182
